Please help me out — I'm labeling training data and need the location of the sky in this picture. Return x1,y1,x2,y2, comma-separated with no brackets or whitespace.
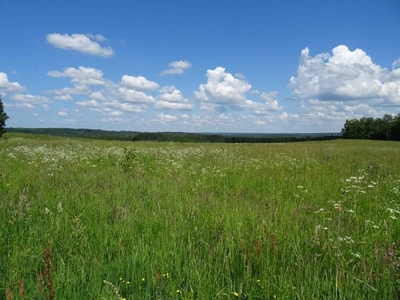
1,0,400,133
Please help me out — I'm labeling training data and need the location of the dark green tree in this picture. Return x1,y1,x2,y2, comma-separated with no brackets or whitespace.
0,96,9,137
342,113,400,141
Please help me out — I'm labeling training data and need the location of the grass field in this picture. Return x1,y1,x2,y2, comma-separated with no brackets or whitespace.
1,133,400,299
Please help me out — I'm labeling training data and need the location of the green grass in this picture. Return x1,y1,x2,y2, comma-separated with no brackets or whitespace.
1,133,400,299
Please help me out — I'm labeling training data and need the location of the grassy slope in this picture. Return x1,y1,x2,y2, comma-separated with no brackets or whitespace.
1,133,399,299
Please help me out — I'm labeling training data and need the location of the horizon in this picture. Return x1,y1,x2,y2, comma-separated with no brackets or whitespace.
6,126,341,135
1,1,400,133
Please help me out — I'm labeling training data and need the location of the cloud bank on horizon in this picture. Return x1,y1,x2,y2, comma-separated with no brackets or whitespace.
1,1,399,133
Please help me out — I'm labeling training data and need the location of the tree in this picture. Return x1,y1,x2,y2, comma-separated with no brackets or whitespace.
0,96,9,137
342,113,400,141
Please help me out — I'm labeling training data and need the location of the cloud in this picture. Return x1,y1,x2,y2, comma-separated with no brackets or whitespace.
155,101,194,110
89,91,106,101
194,67,252,104
155,86,194,110
76,100,100,107
48,66,106,86
11,94,51,105
194,67,282,115
118,87,156,103
289,45,400,106
104,101,147,113
61,118,77,125
0,72,25,93
235,73,246,80
15,103,34,109
160,60,192,75
110,110,123,116
58,111,68,117
49,84,91,95
155,113,178,122
279,112,299,121
54,94,73,101
259,91,283,111
46,33,114,57
301,99,385,122
393,58,400,70
120,75,159,91
86,34,108,42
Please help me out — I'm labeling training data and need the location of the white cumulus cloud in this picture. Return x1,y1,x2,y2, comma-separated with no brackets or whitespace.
0,72,25,93
118,87,156,103
155,86,194,110
46,33,114,57
194,67,282,115
89,91,106,101
120,75,159,91
194,67,252,104
160,60,192,75
48,66,106,86
289,45,400,106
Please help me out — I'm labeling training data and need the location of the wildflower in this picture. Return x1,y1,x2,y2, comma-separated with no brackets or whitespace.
57,202,63,213
232,291,240,297
176,289,182,294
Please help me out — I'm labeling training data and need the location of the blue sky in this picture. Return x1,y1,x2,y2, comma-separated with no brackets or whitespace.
1,0,400,133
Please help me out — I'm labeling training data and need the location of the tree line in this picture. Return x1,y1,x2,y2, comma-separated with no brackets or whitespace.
341,114,400,141
0,96,9,138
6,127,341,143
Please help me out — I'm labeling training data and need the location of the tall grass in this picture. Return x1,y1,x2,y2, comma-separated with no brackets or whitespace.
1,133,399,299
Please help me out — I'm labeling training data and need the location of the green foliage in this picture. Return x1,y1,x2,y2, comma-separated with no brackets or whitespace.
0,96,9,138
342,113,400,141
7,127,341,143
1,135,400,298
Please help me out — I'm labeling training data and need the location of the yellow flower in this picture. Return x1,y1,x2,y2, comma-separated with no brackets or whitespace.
232,291,240,297
142,277,146,282
176,289,182,294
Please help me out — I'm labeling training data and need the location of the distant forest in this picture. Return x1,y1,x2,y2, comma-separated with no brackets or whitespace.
341,113,400,141
6,127,341,143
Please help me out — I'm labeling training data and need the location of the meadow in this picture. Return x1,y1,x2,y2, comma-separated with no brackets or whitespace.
1,133,399,299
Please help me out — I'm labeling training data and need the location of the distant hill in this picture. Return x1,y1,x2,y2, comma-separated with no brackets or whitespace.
6,127,341,143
